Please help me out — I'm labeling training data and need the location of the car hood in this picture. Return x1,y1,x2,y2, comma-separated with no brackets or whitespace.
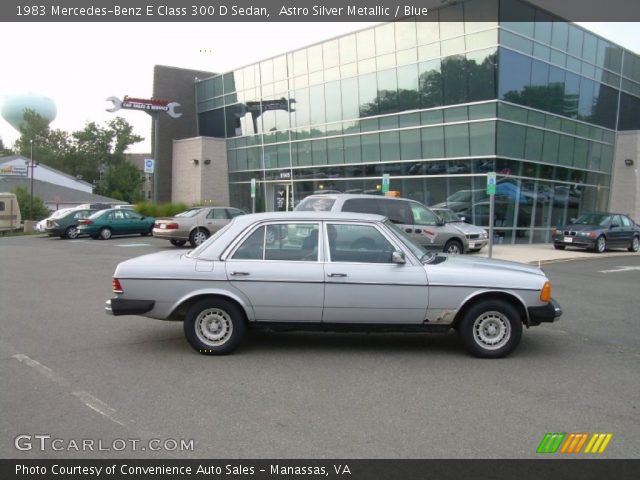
447,222,485,235
114,250,199,278
426,255,546,290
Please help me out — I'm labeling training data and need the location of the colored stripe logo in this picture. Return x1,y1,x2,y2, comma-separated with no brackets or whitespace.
537,433,613,454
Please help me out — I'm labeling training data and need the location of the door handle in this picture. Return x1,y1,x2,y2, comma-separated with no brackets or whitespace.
327,273,347,277
230,271,250,276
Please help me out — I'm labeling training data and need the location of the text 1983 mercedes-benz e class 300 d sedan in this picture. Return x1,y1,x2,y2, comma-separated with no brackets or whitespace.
106,212,561,358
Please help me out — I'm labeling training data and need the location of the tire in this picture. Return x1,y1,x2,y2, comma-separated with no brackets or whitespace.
444,239,463,255
594,235,606,253
170,239,187,247
99,227,112,240
553,244,566,250
189,228,209,247
65,225,79,239
183,298,246,355
458,299,523,358
629,236,640,253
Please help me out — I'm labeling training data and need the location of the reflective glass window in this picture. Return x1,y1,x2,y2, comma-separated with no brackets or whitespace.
498,48,532,102
375,23,395,56
467,48,497,101
594,84,620,130
400,129,422,160
524,127,543,161
469,122,495,156
419,59,443,108
541,131,560,164
416,12,439,45
380,131,400,161
578,78,595,120
293,49,308,77
442,55,468,104
339,34,357,65
551,22,568,51
359,73,378,117
325,81,342,123
362,133,381,162
497,122,525,158
421,109,443,125
397,64,419,111
573,139,589,170
328,138,344,164
422,126,445,158
273,56,287,82
312,139,327,165
558,136,575,167
377,68,399,115
617,92,640,130
309,85,326,125
439,3,464,39
323,40,340,69
295,141,312,167
308,45,323,73
357,28,376,60
395,20,417,50
547,66,566,115
500,30,533,55
344,135,361,163
292,88,310,127
567,25,583,58
445,124,470,158
341,77,359,121
563,72,581,118
533,13,552,44
464,0,497,32
500,0,534,37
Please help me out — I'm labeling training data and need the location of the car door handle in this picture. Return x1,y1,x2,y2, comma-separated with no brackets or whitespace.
327,273,347,277
230,271,250,276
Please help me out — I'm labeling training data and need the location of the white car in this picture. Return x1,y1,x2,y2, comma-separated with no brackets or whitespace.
36,208,76,235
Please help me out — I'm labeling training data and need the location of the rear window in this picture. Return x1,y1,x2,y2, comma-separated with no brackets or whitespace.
295,197,336,212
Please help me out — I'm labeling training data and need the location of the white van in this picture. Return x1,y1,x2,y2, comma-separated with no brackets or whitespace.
0,193,22,233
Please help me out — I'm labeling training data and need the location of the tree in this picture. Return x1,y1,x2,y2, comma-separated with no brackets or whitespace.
96,161,145,204
0,136,12,156
11,186,49,221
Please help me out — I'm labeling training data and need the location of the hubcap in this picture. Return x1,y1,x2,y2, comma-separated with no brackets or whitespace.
597,237,605,252
194,231,207,245
195,308,233,347
472,311,511,350
447,243,461,254
68,227,78,239
633,238,639,252
101,229,111,239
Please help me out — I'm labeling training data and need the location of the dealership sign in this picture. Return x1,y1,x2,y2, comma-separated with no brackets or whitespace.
0,165,28,176
106,95,182,118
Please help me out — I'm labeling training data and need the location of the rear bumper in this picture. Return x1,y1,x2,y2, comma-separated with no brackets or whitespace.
528,298,562,326
105,298,155,316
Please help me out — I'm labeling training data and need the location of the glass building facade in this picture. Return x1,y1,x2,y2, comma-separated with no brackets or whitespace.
195,0,640,244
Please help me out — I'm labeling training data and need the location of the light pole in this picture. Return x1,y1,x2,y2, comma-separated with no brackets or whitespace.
28,139,38,220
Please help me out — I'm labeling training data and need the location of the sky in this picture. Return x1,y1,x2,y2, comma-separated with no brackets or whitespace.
0,22,638,154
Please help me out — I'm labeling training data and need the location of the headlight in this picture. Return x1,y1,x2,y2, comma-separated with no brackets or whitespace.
587,231,597,238
481,231,488,239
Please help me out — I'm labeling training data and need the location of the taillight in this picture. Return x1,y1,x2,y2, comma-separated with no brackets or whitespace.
166,223,179,229
112,278,123,294
79,219,93,225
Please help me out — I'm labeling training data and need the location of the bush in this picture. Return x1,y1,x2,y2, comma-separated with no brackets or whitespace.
11,186,50,221
136,202,190,218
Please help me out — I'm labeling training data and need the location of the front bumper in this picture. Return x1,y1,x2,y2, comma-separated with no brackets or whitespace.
528,298,562,326
105,298,155,316
552,235,595,249
467,238,488,250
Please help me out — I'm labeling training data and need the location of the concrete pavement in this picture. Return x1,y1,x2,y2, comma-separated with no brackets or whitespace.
478,243,640,265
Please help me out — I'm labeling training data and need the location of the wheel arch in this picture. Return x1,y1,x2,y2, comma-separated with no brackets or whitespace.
452,290,529,328
167,291,253,323
444,236,466,253
190,226,211,236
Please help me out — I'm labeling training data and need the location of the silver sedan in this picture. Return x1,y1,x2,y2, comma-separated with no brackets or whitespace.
107,211,561,358
153,206,245,247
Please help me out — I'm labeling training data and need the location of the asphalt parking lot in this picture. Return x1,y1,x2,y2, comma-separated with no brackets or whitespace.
1,234,638,459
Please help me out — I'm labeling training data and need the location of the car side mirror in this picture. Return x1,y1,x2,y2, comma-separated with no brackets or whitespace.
436,218,445,226
391,251,406,264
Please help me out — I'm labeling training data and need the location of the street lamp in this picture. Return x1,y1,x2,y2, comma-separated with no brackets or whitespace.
27,140,39,220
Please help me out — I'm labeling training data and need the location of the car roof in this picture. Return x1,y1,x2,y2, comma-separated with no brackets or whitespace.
302,193,411,202
232,211,387,225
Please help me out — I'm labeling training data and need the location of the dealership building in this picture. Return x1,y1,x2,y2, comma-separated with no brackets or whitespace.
156,0,640,244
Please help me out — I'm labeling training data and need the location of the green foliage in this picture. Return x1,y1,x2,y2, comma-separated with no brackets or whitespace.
11,186,50,221
14,110,145,202
136,202,190,218
0,136,12,155
95,162,145,204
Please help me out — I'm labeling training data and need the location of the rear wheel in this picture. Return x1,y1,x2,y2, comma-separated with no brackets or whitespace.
170,239,187,247
629,236,640,253
444,239,463,255
594,235,606,253
65,226,79,239
183,299,246,355
458,300,522,358
189,228,209,247
99,227,112,240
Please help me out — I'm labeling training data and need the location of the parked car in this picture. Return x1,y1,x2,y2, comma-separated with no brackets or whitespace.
430,207,488,252
295,194,470,254
45,208,99,239
432,188,488,213
552,212,640,253
36,207,76,234
77,208,155,240
0,192,21,233
106,211,562,358
153,206,246,248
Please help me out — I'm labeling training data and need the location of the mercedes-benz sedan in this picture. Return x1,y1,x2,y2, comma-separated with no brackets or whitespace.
106,212,561,358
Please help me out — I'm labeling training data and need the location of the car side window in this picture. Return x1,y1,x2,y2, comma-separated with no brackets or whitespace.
231,227,265,260
342,198,383,216
226,208,244,218
621,216,631,227
410,204,439,226
327,223,395,264
113,210,125,220
264,223,319,261
123,210,138,219
208,209,227,220
380,200,413,225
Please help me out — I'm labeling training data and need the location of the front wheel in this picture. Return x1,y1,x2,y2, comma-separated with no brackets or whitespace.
458,300,523,358
594,235,606,253
183,299,246,355
444,239,463,254
629,236,640,253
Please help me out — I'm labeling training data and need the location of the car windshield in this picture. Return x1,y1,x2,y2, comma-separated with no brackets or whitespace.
435,209,461,223
175,208,203,218
572,213,612,226
383,219,430,261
